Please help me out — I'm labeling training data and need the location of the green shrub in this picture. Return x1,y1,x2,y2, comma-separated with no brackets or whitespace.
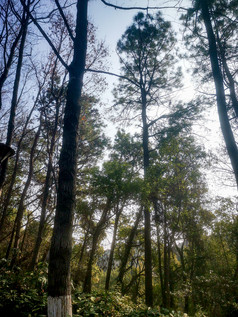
72,290,190,317
0,259,47,317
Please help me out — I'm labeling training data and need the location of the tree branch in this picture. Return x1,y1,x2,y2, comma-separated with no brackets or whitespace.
100,0,183,11
54,0,75,42
86,68,140,87
20,0,69,70
147,113,173,127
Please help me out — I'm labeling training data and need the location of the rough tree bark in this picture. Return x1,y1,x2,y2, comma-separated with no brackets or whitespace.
47,1,88,315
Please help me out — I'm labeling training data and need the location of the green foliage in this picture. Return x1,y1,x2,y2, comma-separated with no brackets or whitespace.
73,290,190,317
0,259,47,316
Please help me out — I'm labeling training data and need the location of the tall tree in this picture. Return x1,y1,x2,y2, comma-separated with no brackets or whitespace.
47,1,88,315
114,11,190,306
183,0,238,187
21,0,89,315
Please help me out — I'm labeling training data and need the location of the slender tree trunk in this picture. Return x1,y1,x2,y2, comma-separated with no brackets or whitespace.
156,223,165,305
221,53,238,118
83,231,99,293
47,1,88,316
30,101,60,270
10,116,42,268
74,228,89,286
0,2,24,110
215,24,238,119
105,208,121,291
141,87,153,307
0,1,29,190
30,160,52,269
117,208,142,285
200,0,238,187
83,204,109,293
163,218,170,308
19,213,30,255
0,103,36,238
5,217,16,259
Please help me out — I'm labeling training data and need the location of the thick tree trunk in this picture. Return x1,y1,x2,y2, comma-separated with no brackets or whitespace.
47,1,88,316
200,0,238,187
141,88,153,307
0,2,29,190
117,208,142,285
10,116,42,268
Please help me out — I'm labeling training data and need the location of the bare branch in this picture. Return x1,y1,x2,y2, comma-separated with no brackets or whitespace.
100,0,181,11
86,68,140,87
20,0,69,70
54,0,75,42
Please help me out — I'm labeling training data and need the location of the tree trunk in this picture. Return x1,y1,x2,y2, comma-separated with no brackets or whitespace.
30,99,60,270
105,207,121,290
200,0,238,187
47,1,88,316
0,1,29,190
163,219,170,308
83,204,109,293
156,223,165,306
117,208,142,285
5,217,16,259
175,242,189,313
74,228,89,286
141,87,153,307
30,161,52,269
10,115,42,268
83,230,99,293
0,103,36,239
19,213,30,256
0,1,24,110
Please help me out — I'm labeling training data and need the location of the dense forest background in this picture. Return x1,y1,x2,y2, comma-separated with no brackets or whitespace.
0,0,237,316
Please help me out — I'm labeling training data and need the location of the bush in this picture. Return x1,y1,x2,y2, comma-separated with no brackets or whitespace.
0,259,47,317
72,290,190,317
